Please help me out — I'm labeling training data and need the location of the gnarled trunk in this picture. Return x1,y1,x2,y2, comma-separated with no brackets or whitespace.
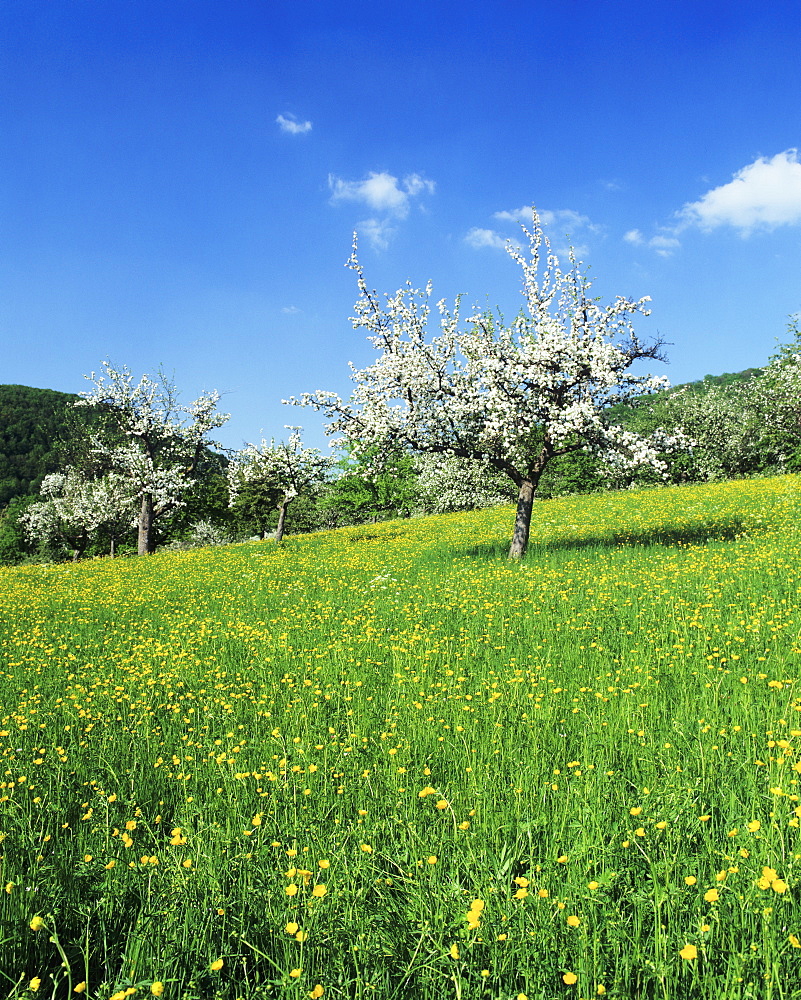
275,497,292,543
508,477,536,560
138,495,156,555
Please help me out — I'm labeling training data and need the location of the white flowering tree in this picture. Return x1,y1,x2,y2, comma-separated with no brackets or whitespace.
20,468,138,559
414,453,515,513
289,211,671,558
76,362,229,555
227,427,334,542
757,315,801,470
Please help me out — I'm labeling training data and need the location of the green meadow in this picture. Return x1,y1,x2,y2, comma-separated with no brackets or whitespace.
1,475,800,1000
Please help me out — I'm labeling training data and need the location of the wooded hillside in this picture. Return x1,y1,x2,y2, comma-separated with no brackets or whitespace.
0,384,79,507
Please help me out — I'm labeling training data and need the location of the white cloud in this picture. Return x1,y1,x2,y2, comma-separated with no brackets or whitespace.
328,172,435,248
679,149,801,233
648,234,681,256
623,228,680,256
276,113,312,135
464,227,508,250
328,171,435,219
356,217,397,251
493,205,535,223
468,205,596,253
281,305,302,315
492,206,596,236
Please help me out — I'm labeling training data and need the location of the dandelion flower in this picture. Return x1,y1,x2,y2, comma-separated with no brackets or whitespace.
566,914,580,927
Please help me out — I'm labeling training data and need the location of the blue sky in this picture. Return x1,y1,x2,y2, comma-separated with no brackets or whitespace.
2,0,800,452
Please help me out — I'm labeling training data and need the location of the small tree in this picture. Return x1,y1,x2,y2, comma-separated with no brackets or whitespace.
227,428,333,542
414,453,516,513
319,445,419,525
290,211,670,558
757,314,801,470
76,362,229,555
19,468,137,559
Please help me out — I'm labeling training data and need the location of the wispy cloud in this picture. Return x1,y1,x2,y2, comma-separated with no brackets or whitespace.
624,228,680,257
281,305,302,315
493,206,595,233
626,149,801,256
276,113,312,135
464,227,508,250
328,171,434,218
328,171,435,248
466,205,596,255
355,218,397,252
678,149,801,233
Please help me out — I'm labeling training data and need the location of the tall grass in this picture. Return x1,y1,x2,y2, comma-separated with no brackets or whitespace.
0,476,800,999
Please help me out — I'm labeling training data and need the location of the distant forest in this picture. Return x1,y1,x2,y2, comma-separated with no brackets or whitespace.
0,369,765,513
0,384,80,508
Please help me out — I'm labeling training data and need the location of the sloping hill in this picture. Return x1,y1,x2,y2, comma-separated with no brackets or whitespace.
0,384,79,507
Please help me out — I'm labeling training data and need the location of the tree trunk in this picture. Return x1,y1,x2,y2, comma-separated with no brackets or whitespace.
275,499,291,543
138,495,156,555
508,477,536,560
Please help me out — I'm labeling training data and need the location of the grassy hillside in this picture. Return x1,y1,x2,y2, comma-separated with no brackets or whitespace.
1,477,800,998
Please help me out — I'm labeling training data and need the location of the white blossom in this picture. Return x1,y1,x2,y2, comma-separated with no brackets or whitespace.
288,209,670,557
228,427,334,541
76,362,229,554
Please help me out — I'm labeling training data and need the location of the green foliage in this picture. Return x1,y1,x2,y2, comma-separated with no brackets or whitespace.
320,447,419,525
0,495,36,564
0,385,79,507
